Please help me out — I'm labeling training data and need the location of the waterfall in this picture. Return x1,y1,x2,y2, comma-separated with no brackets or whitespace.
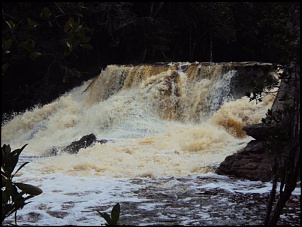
1,62,277,178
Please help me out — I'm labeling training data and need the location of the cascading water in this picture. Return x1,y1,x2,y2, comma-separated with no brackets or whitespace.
1,62,277,178
2,62,300,226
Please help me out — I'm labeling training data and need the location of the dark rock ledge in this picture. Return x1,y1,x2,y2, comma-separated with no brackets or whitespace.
215,139,273,181
216,69,298,182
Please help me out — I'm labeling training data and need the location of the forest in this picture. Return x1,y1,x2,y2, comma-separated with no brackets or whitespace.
2,2,300,115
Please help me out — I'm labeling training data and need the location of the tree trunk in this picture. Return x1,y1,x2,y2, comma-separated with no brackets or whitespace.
266,67,300,225
269,164,300,225
264,175,278,225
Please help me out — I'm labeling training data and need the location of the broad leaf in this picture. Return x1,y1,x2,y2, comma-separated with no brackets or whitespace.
11,144,27,157
27,18,38,28
29,51,41,60
111,203,120,224
64,17,75,33
2,189,9,204
2,144,11,159
97,211,112,225
2,39,12,51
14,183,43,196
12,162,29,178
2,63,9,75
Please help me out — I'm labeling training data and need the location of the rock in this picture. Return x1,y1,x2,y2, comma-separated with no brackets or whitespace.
242,123,272,141
63,133,97,154
215,140,273,182
97,139,108,144
44,146,59,156
216,70,299,182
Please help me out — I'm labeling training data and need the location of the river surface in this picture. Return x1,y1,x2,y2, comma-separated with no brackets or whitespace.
2,166,301,226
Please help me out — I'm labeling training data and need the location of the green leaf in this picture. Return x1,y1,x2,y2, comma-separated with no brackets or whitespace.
40,7,51,19
97,211,112,225
79,35,91,44
14,183,43,196
64,17,75,33
2,63,9,75
29,51,41,60
11,144,27,157
2,173,8,184
20,39,35,52
81,44,93,49
6,155,20,176
3,144,27,176
64,50,70,56
2,189,10,204
2,144,11,158
12,162,29,178
111,203,120,224
6,20,16,31
2,39,13,51
74,25,82,33
66,41,72,51
27,18,38,28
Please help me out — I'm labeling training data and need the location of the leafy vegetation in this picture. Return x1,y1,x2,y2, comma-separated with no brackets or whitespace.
1,144,43,225
97,203,121,226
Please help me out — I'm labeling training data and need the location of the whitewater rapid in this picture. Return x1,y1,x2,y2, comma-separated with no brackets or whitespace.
1,62,277,178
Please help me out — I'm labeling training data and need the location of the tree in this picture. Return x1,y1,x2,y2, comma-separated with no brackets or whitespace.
163,2,236,62
2,2,98,114
245,2,300,225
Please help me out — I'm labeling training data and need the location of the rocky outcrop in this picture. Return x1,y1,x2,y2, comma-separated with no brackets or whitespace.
62,133,109,154
44,134,109,156
215,140,273,181
63,133,97,154
216,68,299,182
242,123,272,141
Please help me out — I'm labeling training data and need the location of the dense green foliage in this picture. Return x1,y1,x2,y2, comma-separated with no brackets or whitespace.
1,144,43,225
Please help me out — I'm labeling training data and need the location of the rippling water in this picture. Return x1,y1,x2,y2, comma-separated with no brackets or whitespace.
2,170,301,226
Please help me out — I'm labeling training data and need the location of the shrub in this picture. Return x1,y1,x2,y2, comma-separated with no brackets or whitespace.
1,144,43,225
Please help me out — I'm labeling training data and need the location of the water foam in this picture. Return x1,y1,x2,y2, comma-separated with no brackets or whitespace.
1,62,277,178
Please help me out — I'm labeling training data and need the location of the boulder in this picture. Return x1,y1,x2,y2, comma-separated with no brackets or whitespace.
216,70,299,182
215,140,273,182
63,133,97,154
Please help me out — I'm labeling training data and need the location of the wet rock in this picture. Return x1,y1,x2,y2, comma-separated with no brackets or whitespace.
63,133,97,154
217,70,299,182
242,123,272,141
45,146,60,156
97,139,108,144
216,140,273,182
